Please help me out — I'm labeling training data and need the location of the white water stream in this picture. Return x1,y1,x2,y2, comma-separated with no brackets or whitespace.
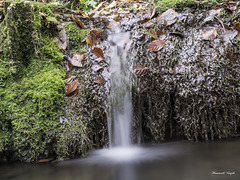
107,30,133,148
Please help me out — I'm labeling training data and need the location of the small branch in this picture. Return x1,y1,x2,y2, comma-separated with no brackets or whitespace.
214,16,225,32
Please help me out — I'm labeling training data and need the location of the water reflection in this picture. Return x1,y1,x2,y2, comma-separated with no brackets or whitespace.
1,139,240,180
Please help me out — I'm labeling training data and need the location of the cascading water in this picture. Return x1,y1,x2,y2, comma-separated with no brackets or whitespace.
107,31,133,148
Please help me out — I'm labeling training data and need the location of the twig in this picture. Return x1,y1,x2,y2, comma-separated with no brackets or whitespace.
214,16,225,32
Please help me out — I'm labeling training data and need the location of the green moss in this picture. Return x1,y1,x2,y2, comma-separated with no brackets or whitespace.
155,0,225,12
0,1,66,161
64,22,88,54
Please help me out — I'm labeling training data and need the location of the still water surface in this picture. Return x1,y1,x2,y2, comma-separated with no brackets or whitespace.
0,139,239,180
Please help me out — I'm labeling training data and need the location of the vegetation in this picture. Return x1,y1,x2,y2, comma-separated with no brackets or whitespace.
0,1,65,161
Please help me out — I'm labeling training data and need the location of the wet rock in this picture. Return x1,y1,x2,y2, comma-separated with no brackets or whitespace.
131,9,240,141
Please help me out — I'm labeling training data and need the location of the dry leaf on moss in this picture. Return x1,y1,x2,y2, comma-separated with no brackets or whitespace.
72,14,85,29
148,40,165,52
92,47,104,60
94,77,104,84
133,64,149,77
65,79,79,95
71,52,85,67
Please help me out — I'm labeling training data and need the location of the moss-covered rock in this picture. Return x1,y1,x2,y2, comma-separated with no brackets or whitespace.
0,1,66,162
155,0,225,12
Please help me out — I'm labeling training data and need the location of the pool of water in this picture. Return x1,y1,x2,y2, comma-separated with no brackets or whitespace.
0,139,239,180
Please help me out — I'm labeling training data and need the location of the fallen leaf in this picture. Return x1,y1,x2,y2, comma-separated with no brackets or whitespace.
227,48,238,62
74,10,87,17
86,35,97,47
65,75,77,85
147,40,165,52
145,22,155,29
54,11,64,15
94,77,104,84
59,29,68,43
149,28,158,39
137,17,150,25
65,79,79,95
90,30,102,39
133,64,149,77
71,52,85,67
54,37,68,50
72,14,85,29
157,9,179,26
0,4,4,8
156,29,166,37
91,64,103,72
92,47,104,60
199,29,218,41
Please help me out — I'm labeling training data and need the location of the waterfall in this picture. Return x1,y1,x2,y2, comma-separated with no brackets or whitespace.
107,31,133,148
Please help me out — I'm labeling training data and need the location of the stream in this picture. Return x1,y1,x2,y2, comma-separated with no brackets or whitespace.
0,139,239,180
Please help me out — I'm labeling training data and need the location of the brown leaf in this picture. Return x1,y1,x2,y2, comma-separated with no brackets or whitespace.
137,17,150,25
228,48,238,62
91,64,103,72
147,40,165,52
90,30,102,39
0,4,4,8
94,77,104,84
133,64,149,77
157,9,179,26
54,12,64,15
199,29,218,41
92,47,104,60
71,52,85,67
74,10,87,17
149,28,158,39
156,30,166,37
86,35,97,47
72,14,85,29
66,79,79,95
